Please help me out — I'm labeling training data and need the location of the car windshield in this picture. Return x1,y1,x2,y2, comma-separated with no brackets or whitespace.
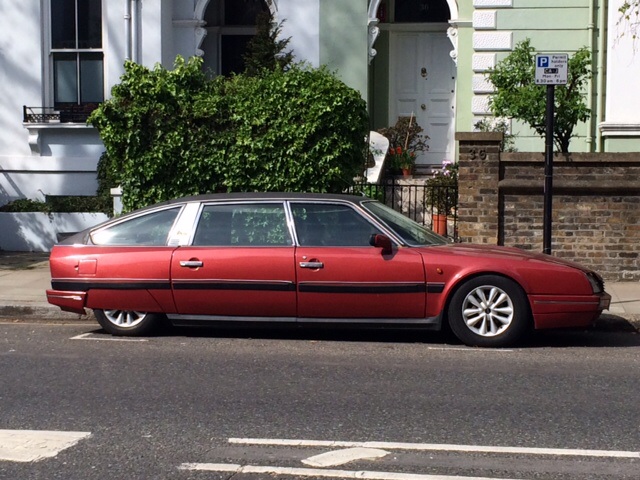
362,201,449,246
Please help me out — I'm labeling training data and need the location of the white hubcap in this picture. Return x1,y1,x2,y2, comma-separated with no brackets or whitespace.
103,310,147,328
462,285,514,337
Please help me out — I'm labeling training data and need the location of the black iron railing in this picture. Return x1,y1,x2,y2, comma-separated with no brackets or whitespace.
23,104,99,124
352,180,458,240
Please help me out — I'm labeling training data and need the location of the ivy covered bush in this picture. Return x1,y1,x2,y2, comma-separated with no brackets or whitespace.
89,56,369,212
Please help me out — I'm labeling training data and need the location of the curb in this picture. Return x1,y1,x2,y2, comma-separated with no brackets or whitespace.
0,305,96,322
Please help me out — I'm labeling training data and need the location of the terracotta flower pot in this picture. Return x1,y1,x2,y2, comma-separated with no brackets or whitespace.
433,213,447,236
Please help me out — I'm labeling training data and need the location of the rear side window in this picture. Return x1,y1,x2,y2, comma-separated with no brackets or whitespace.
193,203,292,246
90,207,181,246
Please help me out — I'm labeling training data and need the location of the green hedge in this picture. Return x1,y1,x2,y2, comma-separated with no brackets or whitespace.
89,57,369,212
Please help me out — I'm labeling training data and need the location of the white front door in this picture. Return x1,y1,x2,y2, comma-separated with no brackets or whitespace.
390,31,456,168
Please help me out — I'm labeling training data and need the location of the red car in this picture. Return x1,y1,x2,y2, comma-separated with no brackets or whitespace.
47,193,610,347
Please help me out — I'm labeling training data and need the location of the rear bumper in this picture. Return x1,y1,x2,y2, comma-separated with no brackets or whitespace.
530,292,612,329
46,289,87,315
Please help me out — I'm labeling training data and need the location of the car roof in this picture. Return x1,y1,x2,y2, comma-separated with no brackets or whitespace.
164,192,370,205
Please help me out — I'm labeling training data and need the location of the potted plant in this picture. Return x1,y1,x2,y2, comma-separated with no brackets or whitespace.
388,146,416,177
378,114,428,177
426,160,458,235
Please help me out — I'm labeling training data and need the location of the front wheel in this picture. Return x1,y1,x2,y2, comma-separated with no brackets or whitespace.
94,309,163,336
447,275,531,347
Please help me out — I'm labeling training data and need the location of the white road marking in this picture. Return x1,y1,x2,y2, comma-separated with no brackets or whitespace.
426,347,513,353
0,429,91,462
178,462,522,480
302,447,389,467
70,333,148,342
228,438,640,459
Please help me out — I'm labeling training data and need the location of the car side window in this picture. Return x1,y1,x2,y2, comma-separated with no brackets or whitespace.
193,203,292,246
291,203,381,247
90,207,181,246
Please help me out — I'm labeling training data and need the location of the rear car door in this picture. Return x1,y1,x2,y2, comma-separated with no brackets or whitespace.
291,202,426,320
171,202,297,318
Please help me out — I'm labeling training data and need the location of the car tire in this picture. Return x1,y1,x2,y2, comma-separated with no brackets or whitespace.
447,275,531,347
94,309,163,336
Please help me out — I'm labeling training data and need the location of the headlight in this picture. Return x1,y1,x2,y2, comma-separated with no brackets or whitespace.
585,272,604,294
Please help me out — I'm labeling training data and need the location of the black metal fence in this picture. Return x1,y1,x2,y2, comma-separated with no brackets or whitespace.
352,180,458,240
23,104,99,123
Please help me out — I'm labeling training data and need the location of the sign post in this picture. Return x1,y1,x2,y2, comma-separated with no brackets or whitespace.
535,54,568,255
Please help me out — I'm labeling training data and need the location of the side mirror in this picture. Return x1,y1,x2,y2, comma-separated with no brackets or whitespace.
369,234,393,255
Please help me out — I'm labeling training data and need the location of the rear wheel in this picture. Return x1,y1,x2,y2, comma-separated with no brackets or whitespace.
447,275,531,347
94,309,162,336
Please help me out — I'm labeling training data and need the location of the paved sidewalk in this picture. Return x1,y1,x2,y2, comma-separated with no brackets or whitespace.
0,252,638,331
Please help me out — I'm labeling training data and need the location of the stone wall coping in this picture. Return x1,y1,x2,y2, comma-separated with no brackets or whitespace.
455,132,503,142
501,152,640,163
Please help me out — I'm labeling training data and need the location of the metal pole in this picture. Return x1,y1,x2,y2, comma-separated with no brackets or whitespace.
543,84,555,254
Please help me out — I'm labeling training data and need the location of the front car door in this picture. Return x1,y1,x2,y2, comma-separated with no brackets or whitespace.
170,201,297,319
291,201,426,320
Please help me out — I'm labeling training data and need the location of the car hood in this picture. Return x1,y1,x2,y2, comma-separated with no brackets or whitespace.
424,243,593,273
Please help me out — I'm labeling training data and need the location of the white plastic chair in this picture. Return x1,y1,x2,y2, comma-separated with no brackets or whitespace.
365,131,389,184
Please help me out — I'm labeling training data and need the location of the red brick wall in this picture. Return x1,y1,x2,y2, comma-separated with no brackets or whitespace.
456,133,640,281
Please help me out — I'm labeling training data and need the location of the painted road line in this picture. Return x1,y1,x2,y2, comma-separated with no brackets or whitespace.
302,447,389,467
0,429,91,462
70,333,148,342
228,438,640,459
178,462,522,480
426,347,513,353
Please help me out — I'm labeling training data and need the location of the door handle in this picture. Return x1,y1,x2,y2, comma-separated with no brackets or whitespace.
299,261,324,269
180,260,203,268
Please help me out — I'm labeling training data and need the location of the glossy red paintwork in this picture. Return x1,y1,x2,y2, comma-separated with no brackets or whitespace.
47,194,611,336
171,246,296,317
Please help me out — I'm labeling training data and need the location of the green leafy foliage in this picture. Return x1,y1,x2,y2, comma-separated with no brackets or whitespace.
474,118,517,152
425,161,458,215
377,116,429,175
486,39,591,153
89,56,369,212
619,2,640,41
0,196,109,213
243,11,294,76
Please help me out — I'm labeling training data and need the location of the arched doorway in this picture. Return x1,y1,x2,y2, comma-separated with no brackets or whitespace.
377,0,456,170
198,0,271,76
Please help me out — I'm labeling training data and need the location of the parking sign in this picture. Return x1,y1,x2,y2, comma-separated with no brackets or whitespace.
535,54,568,85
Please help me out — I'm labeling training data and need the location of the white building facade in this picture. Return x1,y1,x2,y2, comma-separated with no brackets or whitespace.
1,0,638,207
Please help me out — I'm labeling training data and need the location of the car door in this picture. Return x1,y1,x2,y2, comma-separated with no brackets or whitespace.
171,202,297,318
291,202,426,320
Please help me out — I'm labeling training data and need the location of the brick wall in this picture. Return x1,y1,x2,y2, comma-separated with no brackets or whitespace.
456,132,640,281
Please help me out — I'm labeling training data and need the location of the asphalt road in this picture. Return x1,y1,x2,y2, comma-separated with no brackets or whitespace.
1,321,639,480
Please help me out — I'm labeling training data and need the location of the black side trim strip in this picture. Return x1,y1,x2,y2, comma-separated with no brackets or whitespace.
427,283,445,294
51,281,171,291
172,282,296,292
298,283,426,294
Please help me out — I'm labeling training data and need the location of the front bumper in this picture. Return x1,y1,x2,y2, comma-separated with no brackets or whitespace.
530,292,612,329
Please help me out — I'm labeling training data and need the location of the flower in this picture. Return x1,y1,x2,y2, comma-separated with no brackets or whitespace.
377,115,429,175
426,160,458,215
389,145,415,169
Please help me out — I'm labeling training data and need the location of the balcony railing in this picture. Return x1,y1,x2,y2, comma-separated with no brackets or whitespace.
23,104,99,124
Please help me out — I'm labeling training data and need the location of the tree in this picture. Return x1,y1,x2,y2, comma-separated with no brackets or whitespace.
486,39,592,153
619,1,640,41
243,10,294,76
89,56,369,212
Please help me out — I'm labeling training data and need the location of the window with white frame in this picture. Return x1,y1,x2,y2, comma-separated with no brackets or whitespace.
202,0,269,76
50,0,104,109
